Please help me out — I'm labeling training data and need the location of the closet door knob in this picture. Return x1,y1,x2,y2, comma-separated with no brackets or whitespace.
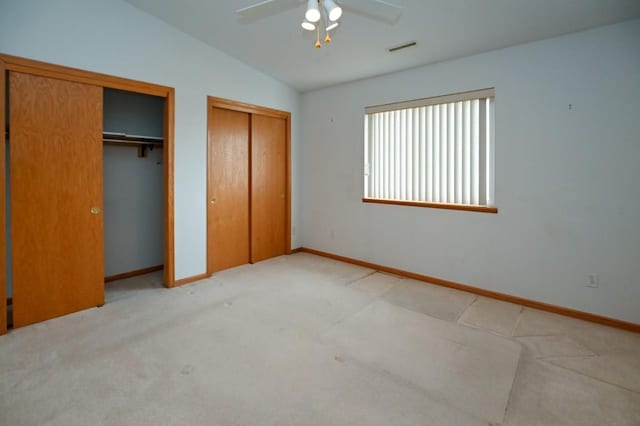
210,197,217,204
90,206,101,215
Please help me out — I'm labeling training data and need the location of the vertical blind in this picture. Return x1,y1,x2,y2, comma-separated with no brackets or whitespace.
364,88,494,207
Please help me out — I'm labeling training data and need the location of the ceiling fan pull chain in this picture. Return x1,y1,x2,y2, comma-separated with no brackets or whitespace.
315,24,322,48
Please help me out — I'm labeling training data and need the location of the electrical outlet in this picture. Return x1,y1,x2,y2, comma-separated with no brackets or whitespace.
587,274,599,288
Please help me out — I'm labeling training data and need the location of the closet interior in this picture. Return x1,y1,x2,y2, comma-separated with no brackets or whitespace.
103,88,165,282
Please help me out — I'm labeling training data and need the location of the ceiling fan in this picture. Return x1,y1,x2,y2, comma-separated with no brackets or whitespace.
236,0,403,48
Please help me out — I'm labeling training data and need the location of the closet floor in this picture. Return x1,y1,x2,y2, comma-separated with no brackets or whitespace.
104,270,165,304
1,253,639,425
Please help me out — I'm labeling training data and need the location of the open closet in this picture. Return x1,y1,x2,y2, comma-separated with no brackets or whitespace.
103,88,165,281
0,54,175,334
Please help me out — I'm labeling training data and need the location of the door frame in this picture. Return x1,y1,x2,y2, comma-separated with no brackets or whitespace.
206,96,292,276
0,54,177,334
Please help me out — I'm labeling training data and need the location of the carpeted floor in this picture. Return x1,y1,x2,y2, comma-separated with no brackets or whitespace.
1,253,639,425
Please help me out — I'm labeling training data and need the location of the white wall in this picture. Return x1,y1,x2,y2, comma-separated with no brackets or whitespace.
0,0,301,280
300,20,640,323
103,145,164,277
103,88,165,138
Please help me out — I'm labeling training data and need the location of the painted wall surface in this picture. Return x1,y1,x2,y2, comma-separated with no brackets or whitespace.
103,89,164,277
103,145,163,277
0,0,301,280
104,88,164,137
300,20,640,323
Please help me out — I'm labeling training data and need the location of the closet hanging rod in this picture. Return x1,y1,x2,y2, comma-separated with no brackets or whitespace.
102,132,164,145
103,139,162,147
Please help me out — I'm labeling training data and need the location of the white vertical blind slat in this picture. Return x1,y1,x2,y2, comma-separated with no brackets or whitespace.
478,98,487,206
370,114,382,197
463,100,471,204
400,109,407,200
389,111,395,199
455,102,462,204
393,111,402,200
433,105,440,202
450,105,455,203
384,112,390,199
471,99,479,205
412,109,420,201
408,110,412,200
427,106,433,202
374,114,384,197
440,103,447,203
419,107,426,201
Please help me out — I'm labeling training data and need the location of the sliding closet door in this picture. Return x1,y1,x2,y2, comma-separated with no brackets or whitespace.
207,107,250,273
251,114,286,263
10,72,104,327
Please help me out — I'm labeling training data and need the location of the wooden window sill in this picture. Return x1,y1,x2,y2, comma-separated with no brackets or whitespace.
362,198,498,214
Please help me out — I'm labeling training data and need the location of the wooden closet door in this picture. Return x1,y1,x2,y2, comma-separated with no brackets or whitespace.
251,114,286,263
207,107,250,273
10,72,104,327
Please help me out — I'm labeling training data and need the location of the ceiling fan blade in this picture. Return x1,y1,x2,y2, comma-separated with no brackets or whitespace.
339,0,403,24
236,0,302,23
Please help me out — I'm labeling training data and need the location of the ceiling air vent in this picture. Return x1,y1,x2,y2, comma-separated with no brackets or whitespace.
388,41,417,53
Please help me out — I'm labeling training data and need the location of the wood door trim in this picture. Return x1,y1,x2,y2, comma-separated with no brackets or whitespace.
206,96,292,273
0,53,175,301
164,89,176,287
248,113,253,264
208,96,290,120
285,114,291,255
0,59,6,335
0,54,171,97
104,265,164,283
174,272,211,286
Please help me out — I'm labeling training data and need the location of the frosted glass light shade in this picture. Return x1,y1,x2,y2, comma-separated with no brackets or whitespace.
324,0,342,21
326,21,339,31
301,21,316,31
305,0,321,23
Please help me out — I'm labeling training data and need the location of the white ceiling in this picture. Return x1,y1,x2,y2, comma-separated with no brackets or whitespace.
124,0,640,92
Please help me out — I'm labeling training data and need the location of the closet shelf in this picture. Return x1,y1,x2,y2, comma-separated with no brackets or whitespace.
103,132,163,158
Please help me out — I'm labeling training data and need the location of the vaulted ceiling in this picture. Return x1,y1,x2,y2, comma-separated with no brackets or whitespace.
124,0,640,92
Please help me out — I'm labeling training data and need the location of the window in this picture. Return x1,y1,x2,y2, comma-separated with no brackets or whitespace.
364,88,496,213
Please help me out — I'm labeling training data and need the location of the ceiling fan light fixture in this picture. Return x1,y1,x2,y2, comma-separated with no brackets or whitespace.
301,21,316,31
323,0,343,21
305,0,321,23
325,21,339,31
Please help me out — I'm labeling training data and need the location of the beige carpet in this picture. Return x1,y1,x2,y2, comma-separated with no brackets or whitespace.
1,253,639,425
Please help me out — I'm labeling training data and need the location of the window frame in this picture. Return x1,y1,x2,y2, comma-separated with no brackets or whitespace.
363,88,497,214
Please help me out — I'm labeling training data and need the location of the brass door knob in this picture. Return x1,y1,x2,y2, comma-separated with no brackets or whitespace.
210,197,217,204
90,206,101,215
